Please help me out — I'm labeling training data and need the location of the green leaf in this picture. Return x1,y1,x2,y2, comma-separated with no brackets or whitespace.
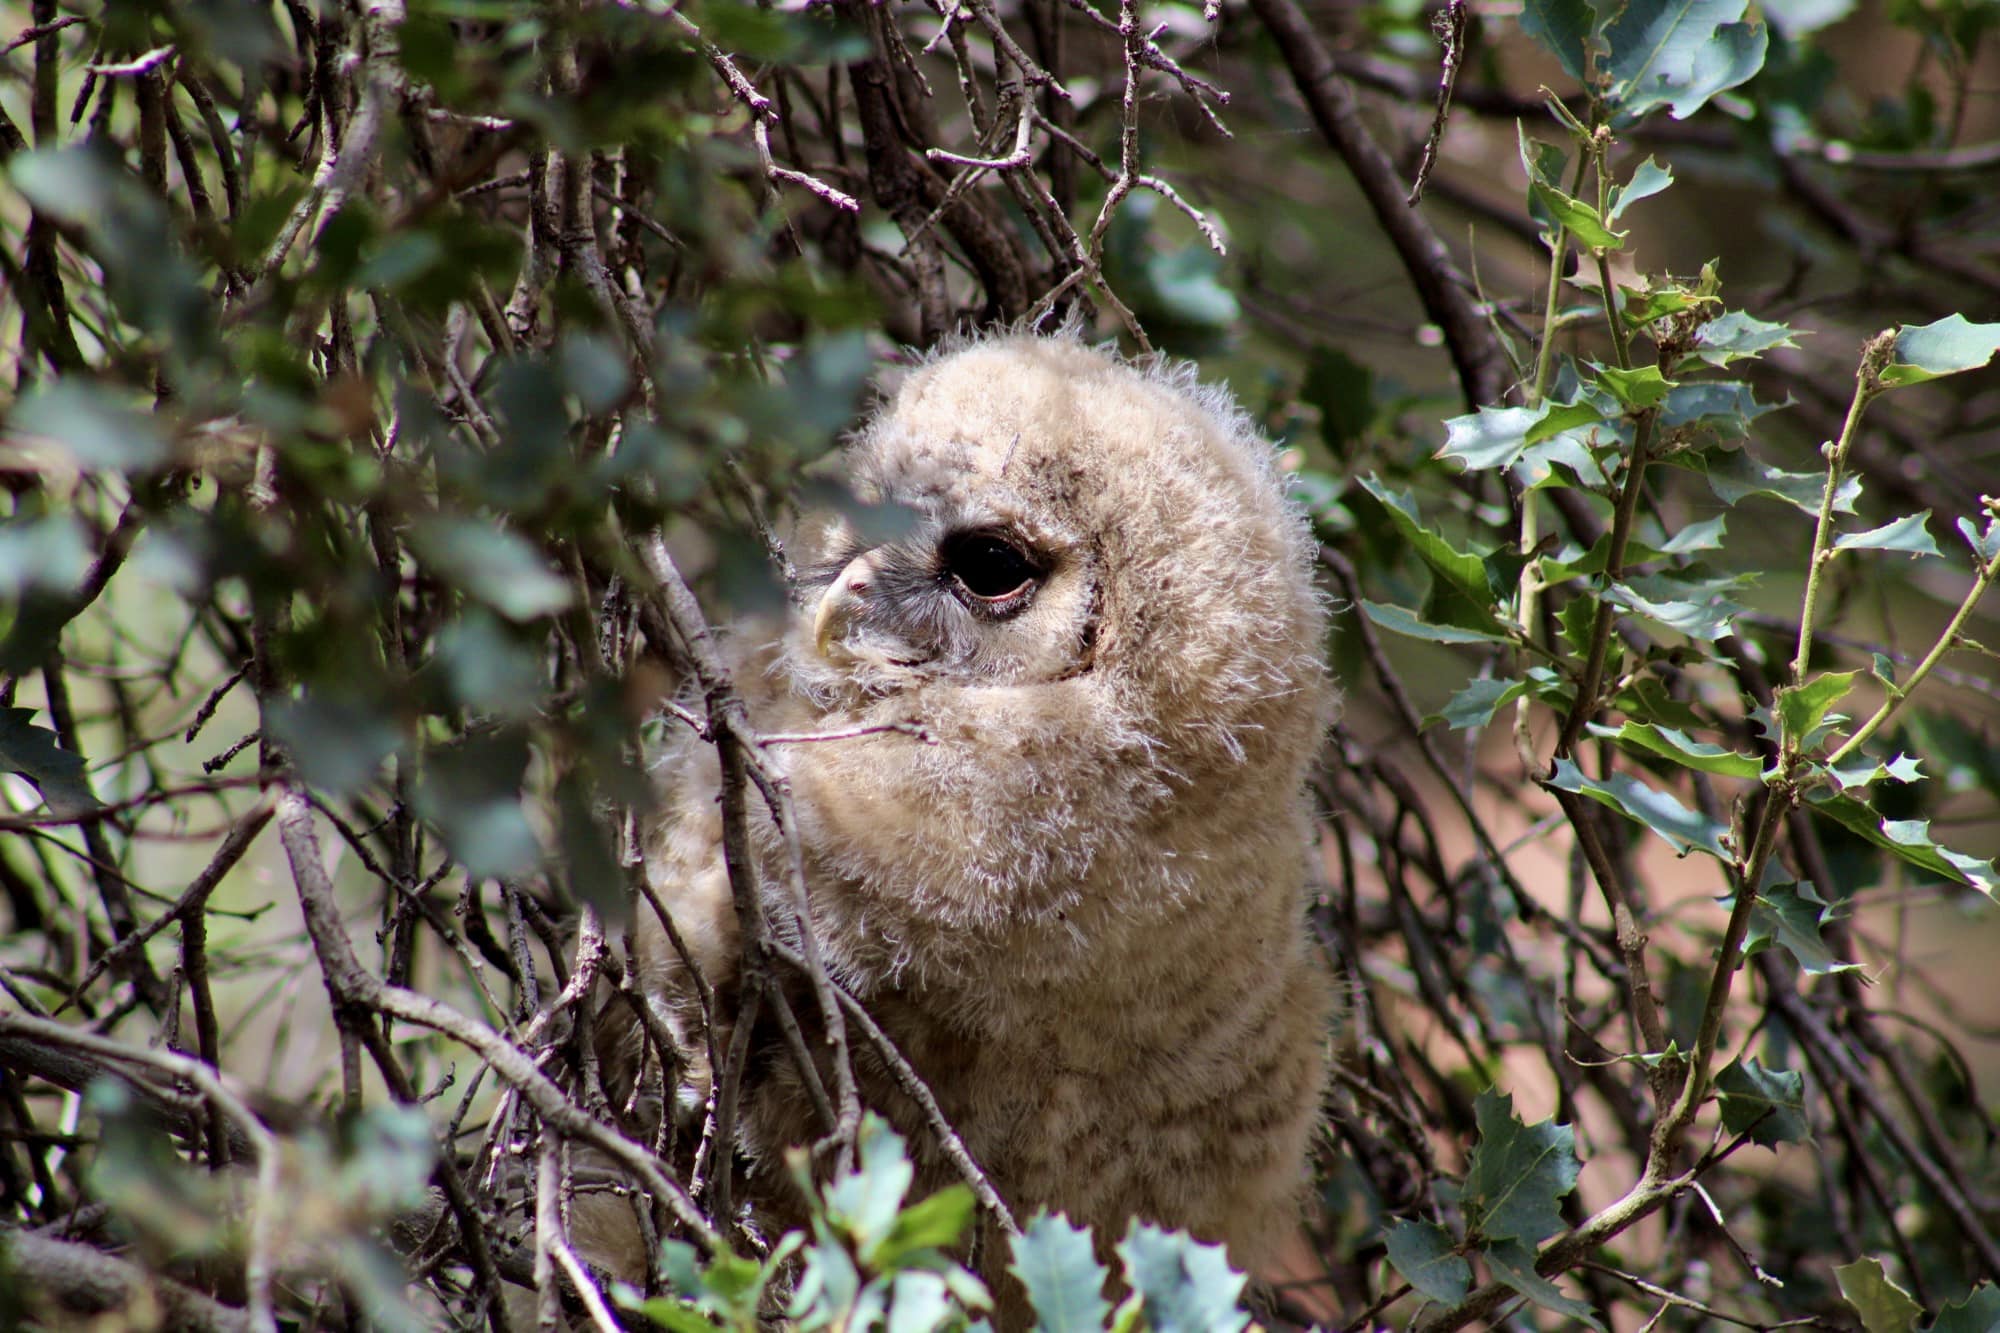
1881,315,2000,388
1606,158,1674,222
1743,880,1859,975
0,707,103,817
1594,363,1675,410
1529,183,1626,250
410,517,574,622
1439,404,1548,472
1432,677,1528,731
1010,1213,1110,1333
1698,452,1861,514
1806,792,2000,895
1606,572,1746,641
1482,1239,1605,1329
1603,0,1768,120
873,1185,976,1269
1356,478,1497,603
1383,1219,1471,1304
1828,753,1923,791
1836,1257,1922,1333
1777,671,1857,742
826,1116,917,1255
9,381,171,472
1715,1057,1810,1146
1958,516,2000,565
1461,1088,1581,1246
1930,1283,2000,1333
1658,380,1780,432
1519,0,1595,79
1115,1223,1249,1333
1548,758,1729,859
1831,512,1942,558
1691,311,1799,366
1360,600,1512,646
1589,721,1762,777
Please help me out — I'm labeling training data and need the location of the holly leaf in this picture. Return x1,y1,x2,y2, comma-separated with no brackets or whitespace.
1384,1220,1471,1305
1483,1239,1605,1329
1930,1283,2000,1333
1777,670,1857,742
1881,315,2000,388
1589,720,1762,778
1836,1257,1921,1333
1832,513,1942,558
1715,1057,1810,1146
1462,1088,1581,1245
1603,0,1768,121
1115,1223,1249,1333
1432,677,1529,731
1010,1213,1110,1333
1741,880,1859,975
1691,310,1798,366
1360,600,1513,646
1549,758,1730,859
0,707,103,817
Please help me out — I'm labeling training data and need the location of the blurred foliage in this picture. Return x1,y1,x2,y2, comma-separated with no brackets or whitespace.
2,0,1999,1326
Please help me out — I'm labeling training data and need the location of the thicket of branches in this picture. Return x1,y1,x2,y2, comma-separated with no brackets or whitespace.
2,0,1999,1328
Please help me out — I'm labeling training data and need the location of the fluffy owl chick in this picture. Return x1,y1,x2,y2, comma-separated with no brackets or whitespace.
622,332,1335,1309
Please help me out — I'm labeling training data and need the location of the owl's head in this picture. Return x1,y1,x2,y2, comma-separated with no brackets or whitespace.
785,332,1332,788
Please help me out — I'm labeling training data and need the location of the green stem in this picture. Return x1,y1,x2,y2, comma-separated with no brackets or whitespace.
1826,538,2000,767
1789,333,1894,701
1554,410,1655,759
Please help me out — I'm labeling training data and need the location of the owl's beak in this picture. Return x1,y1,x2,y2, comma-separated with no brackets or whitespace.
811,552,879,660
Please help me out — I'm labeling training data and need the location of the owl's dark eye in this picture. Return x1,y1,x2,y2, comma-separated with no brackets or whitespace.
939,531,1044,607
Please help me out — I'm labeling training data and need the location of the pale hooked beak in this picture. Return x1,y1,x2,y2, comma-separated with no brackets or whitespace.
811,551,879,660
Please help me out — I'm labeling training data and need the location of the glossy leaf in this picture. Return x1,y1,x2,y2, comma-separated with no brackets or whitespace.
1831,512,1941,558
0,707,103,817
1549,758,1730,859
1741,879,1859,976
1881,315,2000,388
1715,1058,1810,1146
1589,721,1762,777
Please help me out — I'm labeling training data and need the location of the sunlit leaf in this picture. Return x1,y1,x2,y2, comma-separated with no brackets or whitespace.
1603,0,1768,121
1881,315,2000,388
1360,600,1513,645
1548,758,1729,858
1831,512,1941,558
1691,310,1799,366
1589,720,1761,777
1777,670,1857,742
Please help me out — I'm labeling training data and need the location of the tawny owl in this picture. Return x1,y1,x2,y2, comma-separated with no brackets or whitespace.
604,330,1335,1317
